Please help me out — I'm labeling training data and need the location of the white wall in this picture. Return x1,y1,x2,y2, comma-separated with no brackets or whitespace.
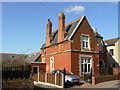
107,39,120,67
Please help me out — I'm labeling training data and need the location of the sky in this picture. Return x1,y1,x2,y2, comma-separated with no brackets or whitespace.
1,2,118,54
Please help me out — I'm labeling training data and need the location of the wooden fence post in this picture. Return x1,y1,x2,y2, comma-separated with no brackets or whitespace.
38,72,39,82
45,72,47,83
55,73,57,85
62,73,64,88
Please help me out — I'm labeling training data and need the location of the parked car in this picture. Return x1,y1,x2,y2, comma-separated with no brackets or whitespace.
51,70,80,84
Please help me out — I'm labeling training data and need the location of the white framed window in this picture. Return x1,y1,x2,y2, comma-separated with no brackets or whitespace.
81,35,89,49
81,57,91,75
50,57,54,71
42,58,45,63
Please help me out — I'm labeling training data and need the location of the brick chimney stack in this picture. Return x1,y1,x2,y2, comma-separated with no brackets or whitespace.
46,19,52,46
58,12,66,43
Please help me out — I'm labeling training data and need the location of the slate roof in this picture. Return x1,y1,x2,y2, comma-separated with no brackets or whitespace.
25,52,41,63
1,52,41,64
41,16,103,48
1,53,27,64
105,37,120,46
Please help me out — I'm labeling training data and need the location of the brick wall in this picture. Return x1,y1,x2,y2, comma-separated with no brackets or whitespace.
113,68,120,75
92,75,120,85
71,17,99,52
31,63,46,73
45,52,72,73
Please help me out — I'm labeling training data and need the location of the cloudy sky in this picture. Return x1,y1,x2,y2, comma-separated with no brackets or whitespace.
1,2,119,54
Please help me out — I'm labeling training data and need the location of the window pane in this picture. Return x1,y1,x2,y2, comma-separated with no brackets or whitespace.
81,58,84,63
84,58,87,63
88,58,90,63
88,64,90,72
86,42,88,48
84,64,87,72
81,64,84,73
82,36,85,41
82,41,85,47
85,36,88,40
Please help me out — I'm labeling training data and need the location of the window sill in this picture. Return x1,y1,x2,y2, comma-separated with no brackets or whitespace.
81,48,90,51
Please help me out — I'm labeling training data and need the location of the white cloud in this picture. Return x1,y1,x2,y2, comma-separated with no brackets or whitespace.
64,5,85,14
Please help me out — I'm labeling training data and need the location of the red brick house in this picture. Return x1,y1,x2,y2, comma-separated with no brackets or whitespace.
39,12,107,77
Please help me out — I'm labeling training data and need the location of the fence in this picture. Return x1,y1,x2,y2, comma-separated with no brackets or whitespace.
33,73,64,88
2,64,31,79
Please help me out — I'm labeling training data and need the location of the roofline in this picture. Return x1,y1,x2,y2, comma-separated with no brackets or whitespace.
106,44,115,46
105,37,120,46
52,16,83,33
105,37,120,41
29,51,41,55
0,53,27,55
31,62,46,64
40,40,69,49
68,16,85,40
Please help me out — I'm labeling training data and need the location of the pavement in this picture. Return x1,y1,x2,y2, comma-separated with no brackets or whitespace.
78,80,120,88
34,80,120,90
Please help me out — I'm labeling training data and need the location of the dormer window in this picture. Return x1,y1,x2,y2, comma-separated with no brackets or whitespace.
81,35,89,50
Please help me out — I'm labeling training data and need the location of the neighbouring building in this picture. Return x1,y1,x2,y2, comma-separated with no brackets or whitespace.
105,37,120,68
1,51,41,64
38,12,108,77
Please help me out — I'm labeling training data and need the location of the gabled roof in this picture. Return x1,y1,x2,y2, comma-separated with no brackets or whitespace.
25,52,41,63
105,37,120,46
41,16,103,48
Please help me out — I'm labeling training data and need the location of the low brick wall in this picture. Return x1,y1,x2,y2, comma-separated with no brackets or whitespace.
92,75,120,85
113,68,120,75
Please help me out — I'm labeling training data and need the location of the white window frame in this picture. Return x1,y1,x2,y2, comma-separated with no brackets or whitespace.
81,34,90,50
50,57,54,71
79,55,92,76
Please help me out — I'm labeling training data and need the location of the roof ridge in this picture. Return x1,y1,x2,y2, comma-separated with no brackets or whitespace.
65,16,82,26
52,16,82,33
0,53,26,55
29,51,40,55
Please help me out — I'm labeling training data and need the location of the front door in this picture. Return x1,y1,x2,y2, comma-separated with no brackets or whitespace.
32,66,39,81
